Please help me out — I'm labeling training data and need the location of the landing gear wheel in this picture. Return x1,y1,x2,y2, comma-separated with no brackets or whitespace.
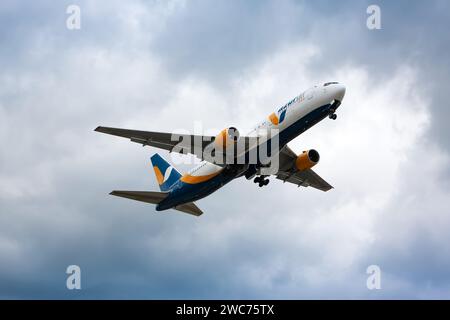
255,175,270,187
329,113,337,120
257,178,270,187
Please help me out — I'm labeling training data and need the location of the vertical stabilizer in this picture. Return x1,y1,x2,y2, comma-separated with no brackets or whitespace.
150,153,182,192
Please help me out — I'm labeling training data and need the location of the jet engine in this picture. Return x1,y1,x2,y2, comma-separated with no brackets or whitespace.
214,127,240,149
295,149,320,171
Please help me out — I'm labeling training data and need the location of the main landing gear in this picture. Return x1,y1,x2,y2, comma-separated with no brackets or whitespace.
254,176,270,187
329,113,337,120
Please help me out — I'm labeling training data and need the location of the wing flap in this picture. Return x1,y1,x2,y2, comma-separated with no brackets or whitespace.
276,168,333,191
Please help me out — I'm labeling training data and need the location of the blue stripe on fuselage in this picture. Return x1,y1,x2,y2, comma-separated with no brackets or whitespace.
156,171,235,210
279,103,332,146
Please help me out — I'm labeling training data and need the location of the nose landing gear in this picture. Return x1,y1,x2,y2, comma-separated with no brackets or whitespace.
254,176,270,187
329,100,340,120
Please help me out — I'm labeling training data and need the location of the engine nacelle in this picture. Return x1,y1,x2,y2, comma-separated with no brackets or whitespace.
215,127,240,149
295,149,320,171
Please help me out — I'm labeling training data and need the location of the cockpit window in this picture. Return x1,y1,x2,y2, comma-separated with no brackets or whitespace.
324,82,339,87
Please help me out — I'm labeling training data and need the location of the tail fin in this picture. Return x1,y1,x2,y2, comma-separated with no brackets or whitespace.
150,153,182,192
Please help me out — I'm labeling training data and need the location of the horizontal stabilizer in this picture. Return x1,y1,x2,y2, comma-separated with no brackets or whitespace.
109,190,168,204
174,202,203,216
110,190,203,216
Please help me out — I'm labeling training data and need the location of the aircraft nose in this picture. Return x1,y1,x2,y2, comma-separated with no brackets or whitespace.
334,84,346,102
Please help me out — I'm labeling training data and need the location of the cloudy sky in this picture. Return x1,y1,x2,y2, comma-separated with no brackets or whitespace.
1,0,450,299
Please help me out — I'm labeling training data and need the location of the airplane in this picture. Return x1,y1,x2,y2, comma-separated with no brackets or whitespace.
95,82,346,216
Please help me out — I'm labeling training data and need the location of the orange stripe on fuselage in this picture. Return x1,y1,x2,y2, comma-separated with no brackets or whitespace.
180,170,222,184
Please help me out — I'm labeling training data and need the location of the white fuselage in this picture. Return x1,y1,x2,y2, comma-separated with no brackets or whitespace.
186,83,346,179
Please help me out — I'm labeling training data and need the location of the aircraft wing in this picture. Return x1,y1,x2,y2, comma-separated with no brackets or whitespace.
95,126,259,166
275,145,333,192
95,126,215,161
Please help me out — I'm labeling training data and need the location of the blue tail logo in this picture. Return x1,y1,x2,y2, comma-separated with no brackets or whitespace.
150,153,181,192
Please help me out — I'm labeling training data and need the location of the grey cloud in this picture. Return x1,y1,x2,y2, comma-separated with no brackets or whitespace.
0,0,450,299
151,0,450,151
